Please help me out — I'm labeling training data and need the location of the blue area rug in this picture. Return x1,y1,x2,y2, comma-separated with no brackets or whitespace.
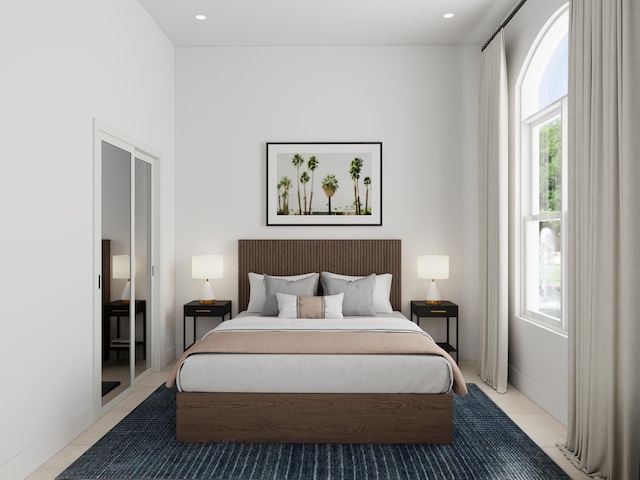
57,384,570,480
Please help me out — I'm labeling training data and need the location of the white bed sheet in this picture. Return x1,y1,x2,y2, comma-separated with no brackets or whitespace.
176,312,454,394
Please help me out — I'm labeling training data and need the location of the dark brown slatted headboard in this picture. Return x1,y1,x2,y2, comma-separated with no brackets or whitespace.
238,239,402,312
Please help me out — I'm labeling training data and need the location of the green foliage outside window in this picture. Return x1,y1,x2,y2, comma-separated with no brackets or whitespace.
539,119,562,214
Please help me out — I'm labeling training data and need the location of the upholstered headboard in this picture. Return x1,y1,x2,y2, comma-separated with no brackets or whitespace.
238,239,402,312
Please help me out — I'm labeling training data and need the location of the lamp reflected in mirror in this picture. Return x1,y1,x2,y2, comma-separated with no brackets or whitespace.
112,254,131,303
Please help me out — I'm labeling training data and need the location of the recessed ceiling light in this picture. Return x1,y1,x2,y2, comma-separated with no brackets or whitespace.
195,14,206,20
443,13,454,19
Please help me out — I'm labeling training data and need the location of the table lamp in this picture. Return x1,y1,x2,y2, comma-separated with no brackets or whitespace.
192,255,223,304
417,255,449,305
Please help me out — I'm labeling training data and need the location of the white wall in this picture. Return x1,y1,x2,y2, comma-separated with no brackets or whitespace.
175,46,480,360
505,0,570,425
0,2,176,478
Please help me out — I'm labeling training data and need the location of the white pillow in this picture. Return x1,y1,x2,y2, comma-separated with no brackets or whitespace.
322,272,393,313
247,272,317,312
276,292,344,319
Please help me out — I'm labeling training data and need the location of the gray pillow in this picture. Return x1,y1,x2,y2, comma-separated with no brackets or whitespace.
320,272,376,316
261,273,320,316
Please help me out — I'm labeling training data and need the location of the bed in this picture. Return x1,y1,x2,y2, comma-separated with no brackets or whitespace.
168,239,466,444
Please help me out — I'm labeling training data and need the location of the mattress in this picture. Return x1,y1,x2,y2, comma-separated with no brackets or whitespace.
175,312,455,394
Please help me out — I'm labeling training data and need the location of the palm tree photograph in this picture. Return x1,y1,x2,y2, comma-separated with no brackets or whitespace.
266,142,382,226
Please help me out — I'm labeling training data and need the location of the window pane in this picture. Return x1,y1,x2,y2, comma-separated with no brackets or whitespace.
520,9,568,119
538,33,568,109
526,219,562,321
533,117,562,214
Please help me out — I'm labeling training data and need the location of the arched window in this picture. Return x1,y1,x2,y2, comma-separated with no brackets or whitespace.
516,5,568,331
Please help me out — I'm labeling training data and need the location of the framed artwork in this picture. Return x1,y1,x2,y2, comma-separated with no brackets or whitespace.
266,142,382,226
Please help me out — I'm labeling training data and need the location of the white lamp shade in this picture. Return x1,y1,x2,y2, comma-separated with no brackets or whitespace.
418,255,449,304
111,255,131,302
417,255,449,280
192,255,223,280
112,255,130,279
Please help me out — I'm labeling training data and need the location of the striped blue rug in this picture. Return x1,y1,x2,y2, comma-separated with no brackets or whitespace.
57,384,570,479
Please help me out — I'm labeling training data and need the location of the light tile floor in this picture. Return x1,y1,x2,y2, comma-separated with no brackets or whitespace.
27,361,590,480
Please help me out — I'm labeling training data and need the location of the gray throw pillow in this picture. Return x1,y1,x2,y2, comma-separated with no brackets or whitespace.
320,272,376,316
261,273,320,316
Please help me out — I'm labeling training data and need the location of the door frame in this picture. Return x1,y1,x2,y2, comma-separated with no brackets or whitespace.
93,119,159,415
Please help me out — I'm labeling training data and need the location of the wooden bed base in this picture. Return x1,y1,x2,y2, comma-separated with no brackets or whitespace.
176,391,453,444
175,239,454,445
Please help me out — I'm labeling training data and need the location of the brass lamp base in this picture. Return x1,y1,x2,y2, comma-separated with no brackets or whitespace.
425,299,442,305
199,299,216,304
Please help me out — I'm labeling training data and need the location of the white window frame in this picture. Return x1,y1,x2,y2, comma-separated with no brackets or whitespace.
515,5,568,333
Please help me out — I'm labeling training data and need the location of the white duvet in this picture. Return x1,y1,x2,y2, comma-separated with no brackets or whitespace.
175,312,455,394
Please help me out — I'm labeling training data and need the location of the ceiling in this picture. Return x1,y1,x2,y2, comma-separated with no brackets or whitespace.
137,0,518,47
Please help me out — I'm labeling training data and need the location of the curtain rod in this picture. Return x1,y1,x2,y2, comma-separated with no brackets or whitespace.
481,0,528,51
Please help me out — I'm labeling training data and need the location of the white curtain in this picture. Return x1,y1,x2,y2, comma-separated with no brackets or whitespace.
478,30,509,394
562,1,640,479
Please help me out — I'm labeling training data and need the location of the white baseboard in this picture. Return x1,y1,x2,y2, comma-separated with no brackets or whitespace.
0,402,95,480
509,364,568,426
161,344,177,369
458,344,478,362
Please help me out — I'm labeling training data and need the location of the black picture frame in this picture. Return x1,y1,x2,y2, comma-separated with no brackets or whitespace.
266,142,382,226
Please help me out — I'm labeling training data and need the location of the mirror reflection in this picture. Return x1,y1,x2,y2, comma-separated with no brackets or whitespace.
101,141,132,405
134,157,152,378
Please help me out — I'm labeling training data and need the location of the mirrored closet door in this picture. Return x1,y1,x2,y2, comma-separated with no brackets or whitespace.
95,123,156,409
133,156,152,380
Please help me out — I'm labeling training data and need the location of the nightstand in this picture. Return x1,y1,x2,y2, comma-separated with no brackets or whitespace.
103,300,146,359
410,300,458,363
183,300,232,351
